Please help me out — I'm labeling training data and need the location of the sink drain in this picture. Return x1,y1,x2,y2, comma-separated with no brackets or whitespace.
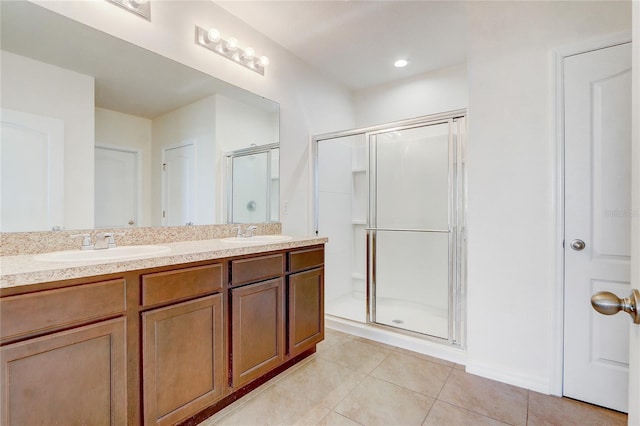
392,319,404,324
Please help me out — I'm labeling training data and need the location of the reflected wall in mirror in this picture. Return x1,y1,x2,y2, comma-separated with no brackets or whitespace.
0,1,279,232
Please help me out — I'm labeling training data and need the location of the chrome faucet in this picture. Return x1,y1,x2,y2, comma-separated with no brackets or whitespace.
93,232,117,250
231,225,257,238
244,225,257,237
71,233,93,250
232,226,244,238
71,232,118,250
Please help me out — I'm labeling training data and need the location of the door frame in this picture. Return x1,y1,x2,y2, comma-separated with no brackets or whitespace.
552,31,632,398
95,143,141,228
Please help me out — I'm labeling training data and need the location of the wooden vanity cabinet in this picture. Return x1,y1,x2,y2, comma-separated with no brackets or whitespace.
287,247,325,357
0,242,325,425
140,264,226,426
229,254,286,389
0,279,127,426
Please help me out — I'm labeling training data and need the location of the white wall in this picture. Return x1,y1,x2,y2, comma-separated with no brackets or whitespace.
95,107,152,226
215,95,279,151
465,1,631,393
354,63,468,127
1,50,95,229
152,95,217,226
34,0,355,235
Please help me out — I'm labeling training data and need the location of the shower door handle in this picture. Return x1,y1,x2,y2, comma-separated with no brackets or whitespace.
365,227,450,233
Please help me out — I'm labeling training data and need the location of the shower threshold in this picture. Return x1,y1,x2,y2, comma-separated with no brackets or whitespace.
325,314,466,366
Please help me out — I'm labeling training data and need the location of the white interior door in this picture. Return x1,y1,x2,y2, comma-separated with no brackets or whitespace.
95,146,137,228
563,42,632,412
162,144,195,226
0,109,64,232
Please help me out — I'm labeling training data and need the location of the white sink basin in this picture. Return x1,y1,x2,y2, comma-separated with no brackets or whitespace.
35,245,172,263
222,235,293,244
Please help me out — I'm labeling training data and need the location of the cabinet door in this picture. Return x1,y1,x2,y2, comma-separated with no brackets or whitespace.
1,318,127,426
142,294,225,426
231,278,285,388
288,267,325,357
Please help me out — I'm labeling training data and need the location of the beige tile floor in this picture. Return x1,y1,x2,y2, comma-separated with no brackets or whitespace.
199,329,628,426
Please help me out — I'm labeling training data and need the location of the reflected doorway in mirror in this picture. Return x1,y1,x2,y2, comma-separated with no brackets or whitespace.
162,143,195,226
95,145,140,229
0,109,64,232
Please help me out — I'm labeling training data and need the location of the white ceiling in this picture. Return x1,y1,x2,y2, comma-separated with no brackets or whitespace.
215,1,468,90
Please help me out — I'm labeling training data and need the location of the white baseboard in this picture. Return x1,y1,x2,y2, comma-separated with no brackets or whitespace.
465,361,551,395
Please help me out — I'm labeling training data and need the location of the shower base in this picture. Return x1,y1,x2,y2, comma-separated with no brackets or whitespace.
326,291,448,339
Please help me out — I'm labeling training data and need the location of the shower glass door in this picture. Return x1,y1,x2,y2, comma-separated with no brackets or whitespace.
369,121,456,339
314,111,465,346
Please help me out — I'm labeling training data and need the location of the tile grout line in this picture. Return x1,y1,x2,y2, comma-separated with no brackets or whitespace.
432,368,519,426
324,342,392,424
433,364,455,401
525,389,531,426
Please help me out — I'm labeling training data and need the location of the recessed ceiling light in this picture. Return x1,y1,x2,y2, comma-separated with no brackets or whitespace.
394,59,408,68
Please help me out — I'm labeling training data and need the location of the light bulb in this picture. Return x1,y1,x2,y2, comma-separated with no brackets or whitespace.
132,0,148,4
243,47,255,60
227,37,239,51
258,56,270,67
207,28,221,43
394,59,408,68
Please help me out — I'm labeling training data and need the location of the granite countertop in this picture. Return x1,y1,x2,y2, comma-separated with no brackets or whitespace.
0,236,327,289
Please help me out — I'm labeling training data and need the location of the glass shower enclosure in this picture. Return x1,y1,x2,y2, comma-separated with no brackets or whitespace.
225,143,279,223
314,111,466,345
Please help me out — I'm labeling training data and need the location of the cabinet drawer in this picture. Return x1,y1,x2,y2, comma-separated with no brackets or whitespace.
141,264,223,307
230,253,284,287
288,247,324,273
0,279,126,343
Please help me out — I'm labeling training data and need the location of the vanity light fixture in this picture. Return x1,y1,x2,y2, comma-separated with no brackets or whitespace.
195,25,269,76
106,0,151,20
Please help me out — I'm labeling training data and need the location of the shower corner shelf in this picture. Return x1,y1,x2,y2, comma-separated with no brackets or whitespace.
352,220,366,225
351,168,366,174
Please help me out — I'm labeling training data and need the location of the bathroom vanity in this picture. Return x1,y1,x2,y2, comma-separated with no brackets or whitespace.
0,236,325,425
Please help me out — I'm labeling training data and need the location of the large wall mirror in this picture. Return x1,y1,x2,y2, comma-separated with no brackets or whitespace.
0,1,279,232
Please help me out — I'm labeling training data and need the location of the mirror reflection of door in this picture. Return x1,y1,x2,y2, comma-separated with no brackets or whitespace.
225,144,279,224
162,143,195,226
1,109,64,232
94,145,138,228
